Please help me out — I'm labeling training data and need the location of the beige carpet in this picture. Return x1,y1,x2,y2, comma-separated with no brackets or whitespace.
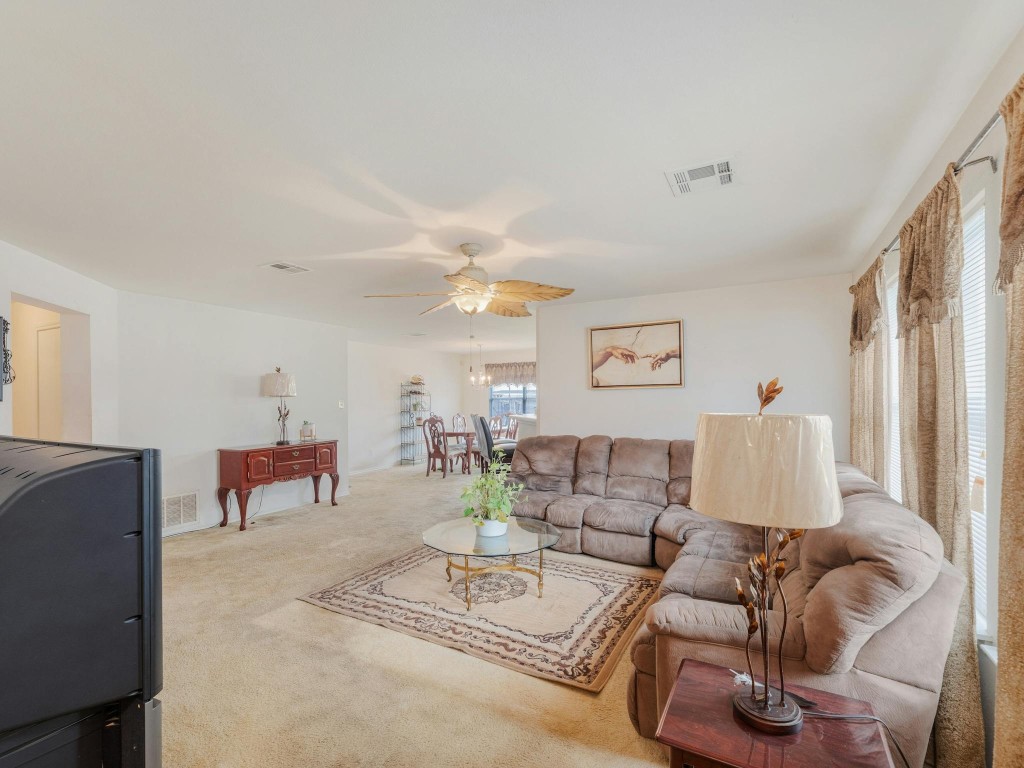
162,464,666,767
302,546,660,692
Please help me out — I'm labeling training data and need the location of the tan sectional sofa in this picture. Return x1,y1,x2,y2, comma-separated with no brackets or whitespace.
509,435,964,768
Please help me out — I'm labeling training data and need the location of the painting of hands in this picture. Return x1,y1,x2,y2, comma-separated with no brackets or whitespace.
589,320,683,388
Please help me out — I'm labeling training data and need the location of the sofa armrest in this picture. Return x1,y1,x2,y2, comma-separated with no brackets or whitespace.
645,594,806,660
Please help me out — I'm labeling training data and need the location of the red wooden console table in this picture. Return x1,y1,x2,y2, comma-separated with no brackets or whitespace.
217,439,340,531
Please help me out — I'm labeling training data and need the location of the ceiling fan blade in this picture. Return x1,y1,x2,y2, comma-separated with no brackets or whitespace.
419,298,455,315
444,273,490,293
489,280,574,302
364,292,457,298
486,300,532,318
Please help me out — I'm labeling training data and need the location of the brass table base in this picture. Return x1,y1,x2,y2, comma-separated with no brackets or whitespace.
446,551,545,610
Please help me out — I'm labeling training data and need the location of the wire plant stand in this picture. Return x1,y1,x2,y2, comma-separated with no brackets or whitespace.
400,383,431,465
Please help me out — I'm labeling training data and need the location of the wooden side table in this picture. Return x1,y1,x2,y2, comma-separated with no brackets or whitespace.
656,660,895,768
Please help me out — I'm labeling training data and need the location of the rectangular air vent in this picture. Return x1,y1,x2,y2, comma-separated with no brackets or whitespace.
162,491,199,530
665,159,735,197
263,261,311,274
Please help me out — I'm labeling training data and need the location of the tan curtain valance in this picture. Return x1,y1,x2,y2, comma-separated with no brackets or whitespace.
485,361,536,387
849,254,887,353
897,163,964,338
997,72,1024,292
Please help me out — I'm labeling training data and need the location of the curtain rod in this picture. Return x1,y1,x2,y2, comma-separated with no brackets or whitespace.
881,109,1003,255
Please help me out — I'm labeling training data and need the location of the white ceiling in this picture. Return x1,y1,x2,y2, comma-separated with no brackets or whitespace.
1,2,1022,351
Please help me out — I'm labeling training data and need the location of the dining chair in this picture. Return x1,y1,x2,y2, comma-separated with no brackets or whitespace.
505,416,519,440
488,415,504,439
472,415,517,472
452,412,477,468
423,415,464,478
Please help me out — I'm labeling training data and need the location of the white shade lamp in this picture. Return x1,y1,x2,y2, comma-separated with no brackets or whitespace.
690,411,842,734
260,367,297,445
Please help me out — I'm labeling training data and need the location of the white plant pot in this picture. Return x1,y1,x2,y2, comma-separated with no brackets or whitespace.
477,519,509,537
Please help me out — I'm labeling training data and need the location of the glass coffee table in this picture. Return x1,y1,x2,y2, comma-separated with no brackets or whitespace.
422,517,561,610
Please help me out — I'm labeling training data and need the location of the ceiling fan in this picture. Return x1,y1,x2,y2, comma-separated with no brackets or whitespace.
364,243,574,317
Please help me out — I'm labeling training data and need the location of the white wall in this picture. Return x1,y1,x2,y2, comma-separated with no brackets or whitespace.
536,274,852,460
117,292,350,530
347,341,462,474
460,347,536,418
0,240,118,442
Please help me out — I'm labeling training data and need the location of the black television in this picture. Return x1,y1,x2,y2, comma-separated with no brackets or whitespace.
0,438,162,767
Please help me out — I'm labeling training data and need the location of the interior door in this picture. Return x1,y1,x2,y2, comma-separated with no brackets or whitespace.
36,326,62,441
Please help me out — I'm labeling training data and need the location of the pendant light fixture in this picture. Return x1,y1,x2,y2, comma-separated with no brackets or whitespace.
467,315,492,389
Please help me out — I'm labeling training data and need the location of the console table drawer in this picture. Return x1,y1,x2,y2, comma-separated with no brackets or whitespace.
275,459,315,477
274,445,315,463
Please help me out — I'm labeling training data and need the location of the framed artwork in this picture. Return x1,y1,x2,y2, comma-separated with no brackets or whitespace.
589,319,683,389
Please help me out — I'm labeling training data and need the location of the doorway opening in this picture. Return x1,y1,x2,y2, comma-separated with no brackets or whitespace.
10,297,92,442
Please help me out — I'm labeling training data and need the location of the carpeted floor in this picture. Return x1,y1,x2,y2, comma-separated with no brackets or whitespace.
162,464,667,767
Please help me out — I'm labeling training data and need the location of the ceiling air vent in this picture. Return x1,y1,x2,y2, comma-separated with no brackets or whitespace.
263,261,311,275
665,159,735,197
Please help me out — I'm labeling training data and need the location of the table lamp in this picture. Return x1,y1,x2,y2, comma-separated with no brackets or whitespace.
689,380,842,734
260,367,296,445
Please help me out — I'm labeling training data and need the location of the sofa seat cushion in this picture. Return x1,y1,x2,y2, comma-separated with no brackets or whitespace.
660,555,747,603
583,498,663,537
512,490,563,521
679,528,763,563
546,494,601,529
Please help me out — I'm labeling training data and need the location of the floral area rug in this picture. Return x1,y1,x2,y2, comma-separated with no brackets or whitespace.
301,547,660,692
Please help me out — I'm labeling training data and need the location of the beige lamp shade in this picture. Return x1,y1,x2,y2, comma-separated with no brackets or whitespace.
260,370,296,398
690,413,842,530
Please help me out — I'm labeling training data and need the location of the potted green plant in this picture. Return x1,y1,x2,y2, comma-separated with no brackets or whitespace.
461,452,525,537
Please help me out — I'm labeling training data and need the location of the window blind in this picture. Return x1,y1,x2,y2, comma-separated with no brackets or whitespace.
961,206,987,621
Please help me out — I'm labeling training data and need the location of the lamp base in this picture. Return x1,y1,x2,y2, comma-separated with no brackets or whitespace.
275,440,291,446
733,692,803,735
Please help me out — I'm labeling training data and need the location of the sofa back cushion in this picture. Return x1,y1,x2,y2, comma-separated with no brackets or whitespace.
667,440,694,506
574,435,612,496
606,438,670,506
800,489,944,674
508,435,579,494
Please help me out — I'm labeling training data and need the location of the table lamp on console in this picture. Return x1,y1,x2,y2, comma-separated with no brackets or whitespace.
260,366,296,445
689,379,843,734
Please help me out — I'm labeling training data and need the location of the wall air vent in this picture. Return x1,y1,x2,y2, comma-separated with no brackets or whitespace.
665,159,735,197
162,491,199,530
263,262,311,275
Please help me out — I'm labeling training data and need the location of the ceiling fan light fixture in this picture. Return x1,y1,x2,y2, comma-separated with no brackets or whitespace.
453,293,491,315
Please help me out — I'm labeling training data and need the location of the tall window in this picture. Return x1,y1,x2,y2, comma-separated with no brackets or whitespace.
489,384,536,418
887,275,901,503
962,205,988,624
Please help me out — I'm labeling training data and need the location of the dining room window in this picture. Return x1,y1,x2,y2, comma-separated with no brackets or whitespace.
489,384,536,418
